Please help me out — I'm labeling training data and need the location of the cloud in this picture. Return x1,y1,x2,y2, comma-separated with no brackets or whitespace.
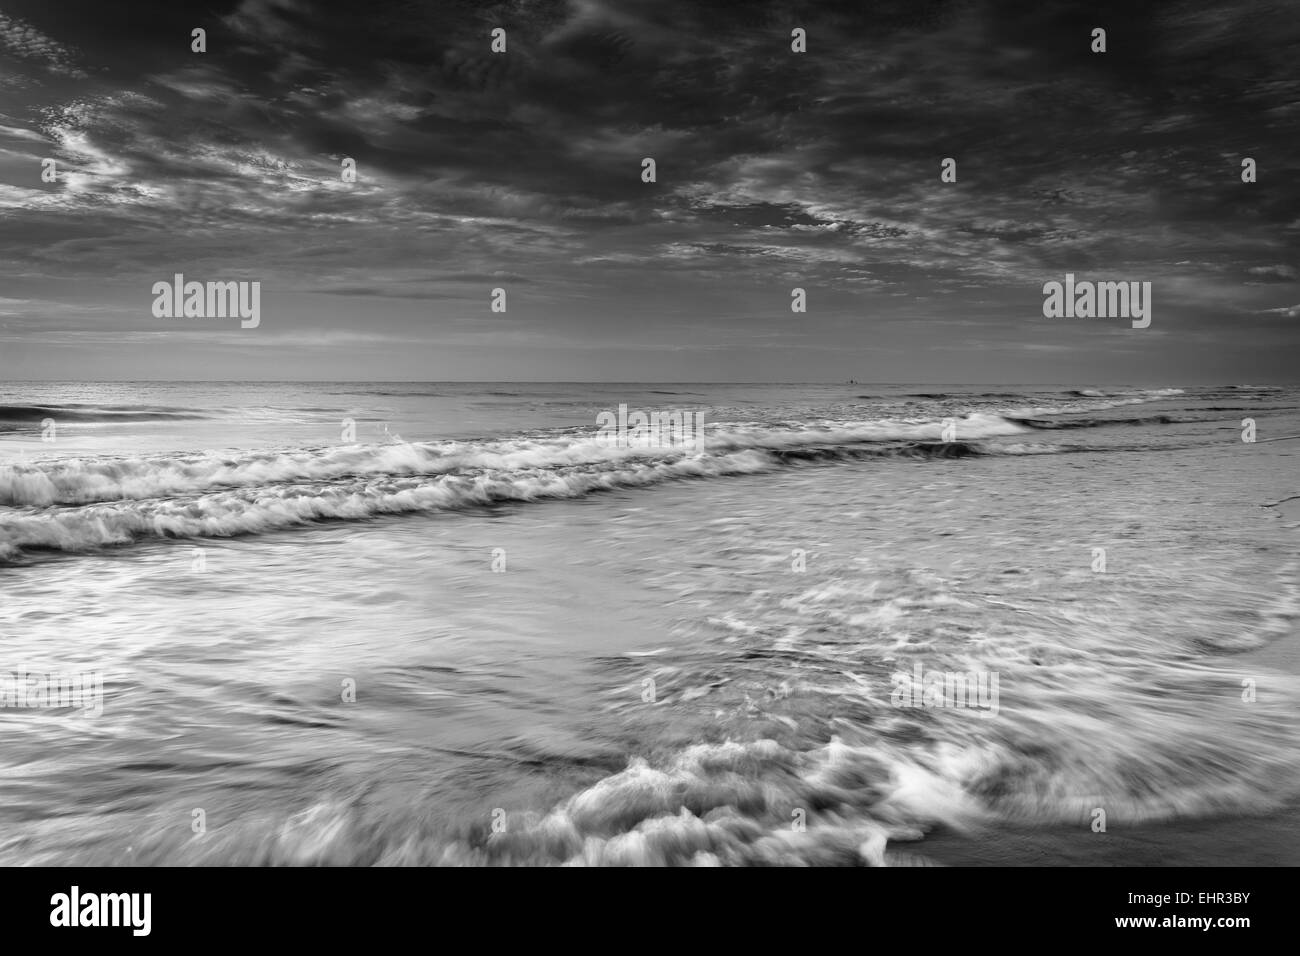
0,0,1296,380
1248,265,1297,280
0,12,86,78
1257,304,1300,318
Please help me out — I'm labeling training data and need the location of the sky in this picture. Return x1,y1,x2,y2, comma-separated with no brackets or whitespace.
0,0,1296,383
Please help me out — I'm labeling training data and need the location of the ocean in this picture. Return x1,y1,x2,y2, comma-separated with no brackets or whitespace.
0,382,1297,865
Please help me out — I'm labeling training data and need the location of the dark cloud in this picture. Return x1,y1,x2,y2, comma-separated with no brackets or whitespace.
0,0,1296,381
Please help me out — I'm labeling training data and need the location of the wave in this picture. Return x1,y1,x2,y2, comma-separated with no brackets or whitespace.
0,450,775,559
424,714,1299,866
0,413,1028,509
63,651,1299,864
0,414,1036,558
903,392,1024,400
1065,388,1185,399
860,389,1192,420
332,389,447,398
453,558,1300,866
0,403,210,426
0,408,1197,559
1000,395,1186,418
1009,414,1184,430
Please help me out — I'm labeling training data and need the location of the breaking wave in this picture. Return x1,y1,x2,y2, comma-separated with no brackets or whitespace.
0,413,1038,559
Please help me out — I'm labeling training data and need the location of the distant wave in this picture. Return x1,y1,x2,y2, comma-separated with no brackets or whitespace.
904,392,1024,400
865,389,1193,418
0,403,210,426
1066,388,1184,399
1000,395,1186,417
1009,414,1184,430
1182,405,1299,413
332,389,447,398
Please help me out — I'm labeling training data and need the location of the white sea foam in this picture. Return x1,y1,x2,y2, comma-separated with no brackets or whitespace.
0,413,1033,509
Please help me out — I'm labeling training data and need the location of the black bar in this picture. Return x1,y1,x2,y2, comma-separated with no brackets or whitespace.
1,866,1281,944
